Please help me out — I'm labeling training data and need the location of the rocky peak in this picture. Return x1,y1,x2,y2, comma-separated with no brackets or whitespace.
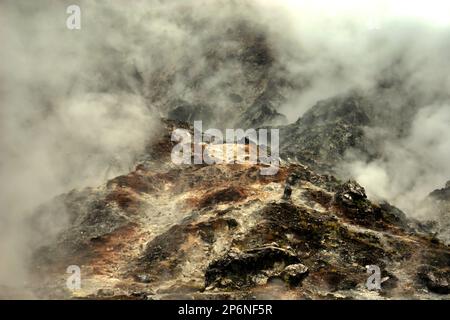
28,120,449,299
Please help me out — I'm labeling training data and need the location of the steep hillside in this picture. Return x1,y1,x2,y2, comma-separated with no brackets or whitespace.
28,120,449,299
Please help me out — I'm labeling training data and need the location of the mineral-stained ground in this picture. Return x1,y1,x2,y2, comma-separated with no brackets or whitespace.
27,119,449,300
7,4,449,299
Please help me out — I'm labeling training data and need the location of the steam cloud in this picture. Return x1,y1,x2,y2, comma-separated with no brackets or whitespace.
255,1,450,222
1,0,450,292
0,0,263,292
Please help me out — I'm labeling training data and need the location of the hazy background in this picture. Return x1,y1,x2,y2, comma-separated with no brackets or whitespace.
1,0,450,290
256,0,450,219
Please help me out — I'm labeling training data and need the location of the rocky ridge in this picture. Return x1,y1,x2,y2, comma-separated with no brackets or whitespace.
28,120,449,300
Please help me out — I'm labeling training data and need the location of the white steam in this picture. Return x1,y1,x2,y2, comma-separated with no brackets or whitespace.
255,1,450,220
0,0,263,292
0,1,162,289
1,0,450,293
349,104,450,217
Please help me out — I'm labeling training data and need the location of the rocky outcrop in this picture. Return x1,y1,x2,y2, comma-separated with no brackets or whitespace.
237,80,288,128
205,246,300,289
277,264,309,287
28,120,450,300
417,265,450,294
279,93,372,172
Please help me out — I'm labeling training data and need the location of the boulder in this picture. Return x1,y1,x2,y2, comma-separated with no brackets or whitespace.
278,263,309,287
417,266,450,294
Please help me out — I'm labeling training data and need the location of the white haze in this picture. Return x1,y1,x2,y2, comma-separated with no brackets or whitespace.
0,1,164,289
348,104,450,216
1,0,450,292
255,1,450,221
0,0,265,292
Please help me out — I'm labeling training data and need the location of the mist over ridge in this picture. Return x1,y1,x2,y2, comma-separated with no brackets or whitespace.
1,0,449,298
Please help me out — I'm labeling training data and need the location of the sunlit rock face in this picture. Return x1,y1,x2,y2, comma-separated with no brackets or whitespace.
203,144,257,164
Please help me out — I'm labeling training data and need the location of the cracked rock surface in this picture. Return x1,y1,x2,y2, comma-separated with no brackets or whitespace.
28,120,449,300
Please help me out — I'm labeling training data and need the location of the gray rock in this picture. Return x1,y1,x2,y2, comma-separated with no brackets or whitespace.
417,266,450,294
279,263,309,287
205,245,300,289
